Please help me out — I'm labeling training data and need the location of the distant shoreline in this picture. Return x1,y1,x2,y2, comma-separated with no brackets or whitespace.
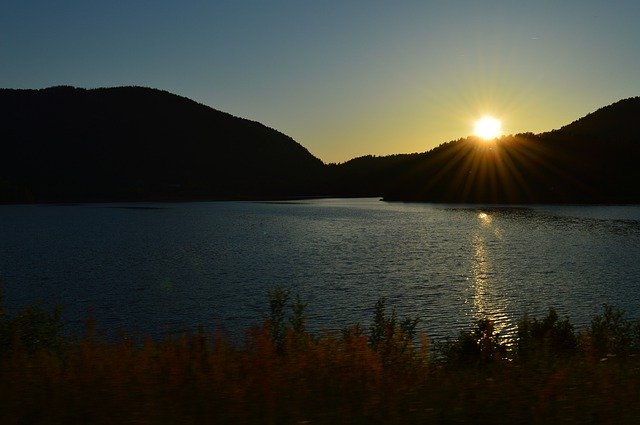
2,195,640,207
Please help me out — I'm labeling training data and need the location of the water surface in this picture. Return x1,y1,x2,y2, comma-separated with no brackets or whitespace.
1,198,639,342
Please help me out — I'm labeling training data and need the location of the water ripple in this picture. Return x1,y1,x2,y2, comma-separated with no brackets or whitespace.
0,199,639,343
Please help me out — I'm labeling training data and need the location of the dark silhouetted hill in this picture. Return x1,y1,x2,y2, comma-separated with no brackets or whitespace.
558,97,640,141
378,97,640,203
324,153,425,197
2,88,639,204
0,86,325,202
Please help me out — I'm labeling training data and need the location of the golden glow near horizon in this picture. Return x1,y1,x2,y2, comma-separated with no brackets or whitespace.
473,116,502,140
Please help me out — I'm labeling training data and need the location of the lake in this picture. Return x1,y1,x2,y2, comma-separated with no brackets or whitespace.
1,198,640,343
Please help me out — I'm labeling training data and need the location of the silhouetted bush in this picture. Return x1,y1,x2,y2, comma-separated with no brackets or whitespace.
266,286,290,353
3,290,640,423
587,304,640,358
265,286,311,353
516,307,577,360
367,297,420,373
0,291,65,356
368,296,419,348
438,318,507,367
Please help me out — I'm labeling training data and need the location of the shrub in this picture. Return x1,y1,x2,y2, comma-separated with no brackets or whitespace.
439,318,506,367
266,287,311,353
588,303,639,358
3,291,640,423
516,307,577,360
368,297,419,348
266,286,290,353
0,292,65,356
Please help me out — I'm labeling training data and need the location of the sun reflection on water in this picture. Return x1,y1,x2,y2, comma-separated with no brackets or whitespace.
470,211,514,344
478,212,491,224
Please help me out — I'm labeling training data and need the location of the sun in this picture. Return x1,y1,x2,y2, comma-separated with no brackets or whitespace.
473,116,502,140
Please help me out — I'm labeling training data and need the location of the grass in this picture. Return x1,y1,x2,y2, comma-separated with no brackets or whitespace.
2,288,640,424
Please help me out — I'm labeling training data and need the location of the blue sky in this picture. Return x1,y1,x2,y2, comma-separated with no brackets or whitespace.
3,1,639,162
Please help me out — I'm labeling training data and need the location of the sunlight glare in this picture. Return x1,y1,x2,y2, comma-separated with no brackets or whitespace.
473,116,502,140
478,212,492,224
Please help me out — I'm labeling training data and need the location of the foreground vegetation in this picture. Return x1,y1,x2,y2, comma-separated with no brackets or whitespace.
2,289,640,424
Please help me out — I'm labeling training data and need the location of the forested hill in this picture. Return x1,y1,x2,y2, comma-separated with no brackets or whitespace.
1,87,639,204
0,86,325,202
558,96,640,141
380,97,640,203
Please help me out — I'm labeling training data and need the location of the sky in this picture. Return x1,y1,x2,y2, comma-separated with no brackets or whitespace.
2,1,639,163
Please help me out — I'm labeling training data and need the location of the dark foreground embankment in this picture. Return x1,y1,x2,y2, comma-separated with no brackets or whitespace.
1,289,640,424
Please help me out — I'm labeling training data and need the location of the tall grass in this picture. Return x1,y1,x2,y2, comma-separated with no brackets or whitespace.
1,288,640,424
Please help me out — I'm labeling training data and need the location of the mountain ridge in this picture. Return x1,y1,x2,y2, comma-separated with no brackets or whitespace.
380,96,640,203
557,96,640,140
0,86,325,202
1,87,639,204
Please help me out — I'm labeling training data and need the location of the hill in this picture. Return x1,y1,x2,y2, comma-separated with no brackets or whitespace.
0,86,325,202
559,96,640,141
377,97,640,203
1,88,639,204
324,153,425,197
